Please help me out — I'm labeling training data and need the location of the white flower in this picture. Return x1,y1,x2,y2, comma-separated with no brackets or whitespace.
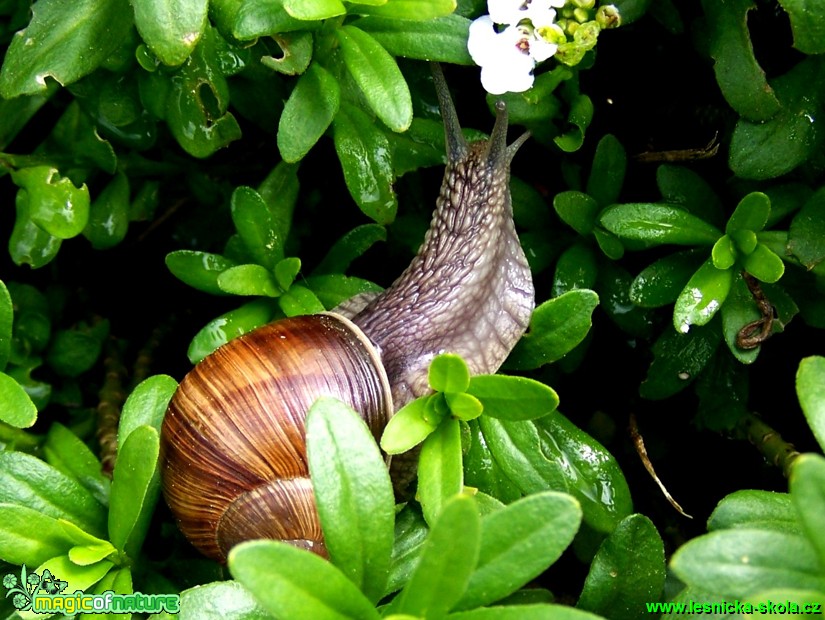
488,0,566,26
468,16,536,95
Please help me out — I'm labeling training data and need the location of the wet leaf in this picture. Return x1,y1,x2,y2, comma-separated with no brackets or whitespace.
132,0,208,66
797,356,825,453
11,166,89,239
355,14,473,65
601,203,721,246
673,259,733,333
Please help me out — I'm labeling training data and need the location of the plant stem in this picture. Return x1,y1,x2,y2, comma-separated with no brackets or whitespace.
737,412,800,477
97,338,127,477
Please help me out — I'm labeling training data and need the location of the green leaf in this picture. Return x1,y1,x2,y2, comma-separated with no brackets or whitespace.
0,371,38,428
305,274,382,310
0,0,133,97
553,191,600,235
444,392,482,421
720,272,761,364
349,0,456,19
217,264,280,297
188,299,275,363
169,581,269,620
778,0,825,54
701,0,781,122
417,418,463,527
381,395,443,454
34,555,113,599
232,0,306,39
46,325,108,378
283,0,346,20
428,354,470,393
0,451,106,538
0,281,10,371
673,259,733,333
506,290,599,370
313,224,387,275
43,423,109,504
448,606,607,620
788,187,825,270
279,284,326,316
670,529,825,599
743,243,784,283
789,454,825,567
230,540,380,620
386,505,429,596
553,243,598,297
798,357,825,453
477,417,567,496
336,25,412,132
656,165,724,229
708,489,800,535
535,413,633,533
262,31,314,75
108,425,161,558
355,14,473,65
554,93,593,153
333,102,398,224
711,235,736,270
586,134,627,208
306,397,394,603
640,323,721,400
118,374,178,452
0,505,79,566
467,375,558,421
577,514,665,620
85,172,130,250
132,0,207,66
726,192,771,234
11,166,90,239
394,494,480,618
464,421,523,505
278,62,340,162
630,250,705,308
166,250,238,295
729,58,825,180
456,492,582,610
600,203,722,246
231,186,286,270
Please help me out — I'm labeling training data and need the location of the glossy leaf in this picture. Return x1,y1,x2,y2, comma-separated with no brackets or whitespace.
394,495,480,618
535,413,633,533
0,0,133,98
711,235,736,270
0,281,11,370
0,504,79,566
506,289,599,370
596,261,655,338
467,375,558,421
333,102,398,224
278,62,340,162
304,274,382,309
701,0,781,122
217,264,280,297
166,250,237,295
720,271,761,364
730,58,825,180
381,395,443,455
262,31,314,75
448,606,606,620
708,489,800,535
355,14,473,65
11,166,90,239
656,165,724,229
231,186,285,270
132,0,208,66
283,0,345,20
640,323,721,400
161,581,268,620
797,356,825,453
188,299,274,363
417,417,463,527
313,224,387,275
456,492,582,610
0,451,106,538
108,425,161,558
349,0,455,19
779,0,825,54
230,540,379,620
670,529,825,599
577,515,665,620
726,192,770,234
673,259,733,333
630,250,705,308
554,93,593,153
742,243,784,283
553,191,600,235
306,397,394,603
553,243,598,297
229,0,305,39
0,371,37,428
336,25,412,132
85,172,129,249
601,203,721,246
789,454,825,568
464,420,523,505
788,187,825,270
118,374,178,452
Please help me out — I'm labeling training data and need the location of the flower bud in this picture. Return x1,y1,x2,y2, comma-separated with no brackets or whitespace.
596,4,621,29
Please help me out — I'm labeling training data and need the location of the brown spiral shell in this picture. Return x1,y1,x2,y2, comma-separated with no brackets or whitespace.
159,313,393,562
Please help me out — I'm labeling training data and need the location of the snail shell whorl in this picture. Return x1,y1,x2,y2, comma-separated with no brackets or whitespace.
160,313,393,562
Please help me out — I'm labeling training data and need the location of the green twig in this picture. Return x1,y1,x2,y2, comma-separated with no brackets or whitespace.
737,412,800,477
97,338,127,477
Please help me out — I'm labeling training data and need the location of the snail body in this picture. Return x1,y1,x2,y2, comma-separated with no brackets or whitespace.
160,65,535,562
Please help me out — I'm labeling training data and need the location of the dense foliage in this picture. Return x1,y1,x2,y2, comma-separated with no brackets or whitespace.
2,0,825,618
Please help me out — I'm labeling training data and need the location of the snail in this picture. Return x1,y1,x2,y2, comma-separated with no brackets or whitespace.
159,64,535,562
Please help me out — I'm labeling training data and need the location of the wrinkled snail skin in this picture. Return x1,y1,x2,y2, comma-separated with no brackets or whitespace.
159,65,534,563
